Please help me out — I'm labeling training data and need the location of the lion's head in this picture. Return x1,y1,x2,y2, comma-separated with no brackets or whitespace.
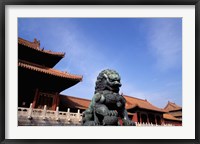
95,69,121,93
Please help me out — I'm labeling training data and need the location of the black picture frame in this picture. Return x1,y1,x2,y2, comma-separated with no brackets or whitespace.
0,0,199,144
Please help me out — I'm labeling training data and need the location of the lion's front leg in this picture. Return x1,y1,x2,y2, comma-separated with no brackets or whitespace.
118,107,136,126
94,104,118,125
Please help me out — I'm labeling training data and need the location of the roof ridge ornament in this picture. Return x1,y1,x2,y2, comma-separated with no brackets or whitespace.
34,38,40,49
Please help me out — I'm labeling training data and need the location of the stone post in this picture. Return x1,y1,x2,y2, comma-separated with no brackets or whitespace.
42,105,47,120
77,109,81,122
67,108,70,122
27,103,33,120
55,106,59,121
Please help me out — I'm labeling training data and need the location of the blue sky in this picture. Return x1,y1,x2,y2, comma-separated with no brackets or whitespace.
18,18,182,108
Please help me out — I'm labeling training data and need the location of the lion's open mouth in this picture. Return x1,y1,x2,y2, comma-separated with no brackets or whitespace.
111,86,120,92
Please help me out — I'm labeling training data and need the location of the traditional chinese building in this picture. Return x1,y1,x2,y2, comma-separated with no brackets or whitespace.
123,95,167,125
162,101,182,126
18,37,83,111
164,101,182,120
55,94,167,125
57,94,182,126
163,113,182,126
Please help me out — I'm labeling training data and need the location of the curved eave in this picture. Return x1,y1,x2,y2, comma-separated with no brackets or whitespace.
18,44,65,68
163,114,182,121
127,105,166,113
59,95,89,111
164,118,182,122
168,108,182,112
18,63,83,93
138,106,167,113
170,113,182,117
18,61,82,81
18,38,65,57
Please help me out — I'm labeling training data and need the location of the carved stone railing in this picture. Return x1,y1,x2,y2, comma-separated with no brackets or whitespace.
18,104,174,126
18,103,82,126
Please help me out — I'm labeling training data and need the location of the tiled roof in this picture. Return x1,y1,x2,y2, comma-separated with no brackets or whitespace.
124,95,167,113
164,101,182,112
169,112,182,117
163,113,182,121
59,94,166,113
19,59,82,81
18,37,65,57
59,95,90,110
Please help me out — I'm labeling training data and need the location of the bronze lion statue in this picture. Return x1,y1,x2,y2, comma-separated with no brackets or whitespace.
82,69,135,126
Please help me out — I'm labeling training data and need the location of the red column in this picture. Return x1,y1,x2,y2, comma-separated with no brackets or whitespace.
32,88,39,108
52,93,59,110
132,113,138,122
56,94,60,107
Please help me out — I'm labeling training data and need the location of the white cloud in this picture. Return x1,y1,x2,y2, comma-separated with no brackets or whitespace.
48,20,116,99
147,19,182,71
